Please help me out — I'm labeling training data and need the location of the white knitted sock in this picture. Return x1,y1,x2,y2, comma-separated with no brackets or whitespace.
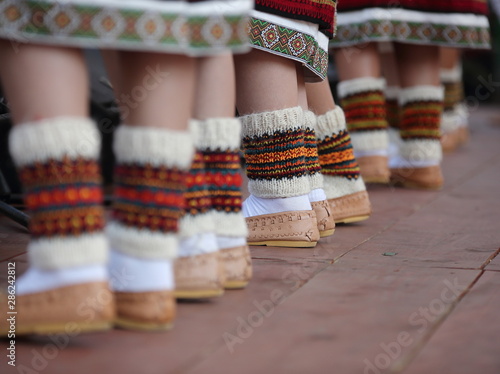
242,194,312,217
308,188,327,202
108,250,174,292
16,265,107,296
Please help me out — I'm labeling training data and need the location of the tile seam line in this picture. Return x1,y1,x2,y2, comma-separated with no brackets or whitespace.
389,268,486,374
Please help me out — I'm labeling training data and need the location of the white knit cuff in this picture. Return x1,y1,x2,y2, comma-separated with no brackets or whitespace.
400,139,442,163
304,110,316,129
323,176,366,200
114,125,194,169
309,172,324,191
399,86,444,105
337,77,386,99
440,64,462,83
249,175,311,198
178,212,215,239
240,106,303,138
9,117,100,167
29,233,108,270
385,86,400,100
191,118,242,150
211,211,248,237
106,222,178,260
351,130,389,153
315,106,348,140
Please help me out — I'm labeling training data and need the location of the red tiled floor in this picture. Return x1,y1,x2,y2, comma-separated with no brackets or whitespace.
0,106,499,374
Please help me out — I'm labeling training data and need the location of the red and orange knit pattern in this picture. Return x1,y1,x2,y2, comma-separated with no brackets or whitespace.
203,150,243,214
341,90,388,133
385,98,401,130
184,151,212,217
303,127,322,176
317,130,360,180
255,0,337,37
400,100,443,141
20,157,105,238
242,128,308,182
443,82,464,111
112,163,187,233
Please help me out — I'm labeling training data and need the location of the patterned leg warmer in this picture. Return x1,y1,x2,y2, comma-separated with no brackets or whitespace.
315,107,371,224
390,86,444,189
338,77,390,183
174,122,224,299
241,106,309,198
108,125,193,329
440,64,469,152
303,110,324,192
241,107,320,247
10,118,107,269
197,118,251,288
4,117,113,335
303,110,335,237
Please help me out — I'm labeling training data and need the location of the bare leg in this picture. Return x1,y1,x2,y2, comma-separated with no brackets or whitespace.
334,43,380,80
0,42,88,124
194,52,235,119
297,65,308,110
115,52,196,129
305,79,336,115
440,47,462,71
235,49,299,114
395,44,440,87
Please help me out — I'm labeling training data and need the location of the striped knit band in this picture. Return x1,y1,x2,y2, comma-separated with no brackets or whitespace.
9,117,107,270
303,110,324,191
178,147,213,239
108,125,194,260
315,107,361,180
194,118,248,238
385,86,401,130
399,86,444,163
441,65,464,112
241,107,310,198
399,86,444,141
338,77,388,132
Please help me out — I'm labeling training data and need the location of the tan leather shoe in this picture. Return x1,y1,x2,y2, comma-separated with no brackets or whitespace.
174,251,225,299
114,290,175,331
357,156,390,184
0,282,115,336
390,165,444,190
246,210,320,247
221,245,252,289
311,200,335,237
328,191,372,224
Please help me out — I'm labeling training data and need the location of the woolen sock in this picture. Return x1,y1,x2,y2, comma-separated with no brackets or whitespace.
9,117,108,295
390,86,444,168
315,107,366,199
240,106,312,215
107,125,194,292
338,77,389,157
194,118,248,250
